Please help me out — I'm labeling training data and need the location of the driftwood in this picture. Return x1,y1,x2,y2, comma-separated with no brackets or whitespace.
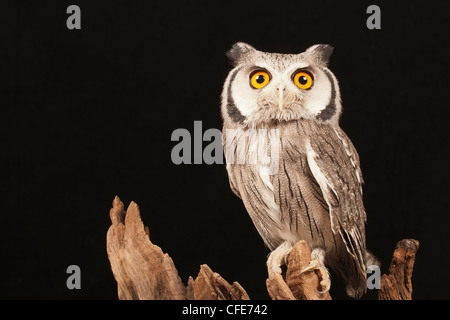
106,197,419,300
378,239,420,300
106,196,249,300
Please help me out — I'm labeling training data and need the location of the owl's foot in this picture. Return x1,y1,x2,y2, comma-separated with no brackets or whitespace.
299,248,331,293
267,241,293,278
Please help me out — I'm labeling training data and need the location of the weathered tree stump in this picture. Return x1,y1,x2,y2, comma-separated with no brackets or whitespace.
106,196,249,300
106,197,419,300
378,239,420,300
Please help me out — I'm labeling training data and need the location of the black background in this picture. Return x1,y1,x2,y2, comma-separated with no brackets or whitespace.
1,0,449,300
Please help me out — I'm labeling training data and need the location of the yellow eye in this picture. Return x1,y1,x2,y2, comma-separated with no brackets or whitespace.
250,70,270,89
293,71,313,90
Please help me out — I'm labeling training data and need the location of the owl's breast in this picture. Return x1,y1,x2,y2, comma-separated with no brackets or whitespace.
271,147,334,250
223,122,334,250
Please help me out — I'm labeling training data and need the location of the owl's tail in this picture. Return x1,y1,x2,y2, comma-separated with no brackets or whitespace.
343,250,380,299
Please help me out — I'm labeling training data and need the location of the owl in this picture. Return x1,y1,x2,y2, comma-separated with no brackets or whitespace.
220,42,378,298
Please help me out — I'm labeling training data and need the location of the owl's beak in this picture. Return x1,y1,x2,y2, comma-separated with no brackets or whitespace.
277,86,286,110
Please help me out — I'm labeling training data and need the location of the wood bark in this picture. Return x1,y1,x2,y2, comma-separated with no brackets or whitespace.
106,197,419,300
106,196,249,300
378,239,420,300
106,196,186,299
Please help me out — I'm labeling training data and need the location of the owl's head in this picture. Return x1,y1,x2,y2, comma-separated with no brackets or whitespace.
221,42,342,128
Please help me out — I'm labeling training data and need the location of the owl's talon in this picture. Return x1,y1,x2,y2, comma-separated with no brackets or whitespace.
316,266,331,293
298,253,331,293
267,242,293,278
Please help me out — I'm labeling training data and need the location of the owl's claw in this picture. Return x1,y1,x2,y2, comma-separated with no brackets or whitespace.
299,257,331,293
267,244,331,294
267,242,293,278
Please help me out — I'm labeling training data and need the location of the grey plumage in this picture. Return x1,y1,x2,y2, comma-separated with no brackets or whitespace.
220,42,378,298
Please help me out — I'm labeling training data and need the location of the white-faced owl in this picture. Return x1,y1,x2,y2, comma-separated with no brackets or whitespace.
221,42,378,298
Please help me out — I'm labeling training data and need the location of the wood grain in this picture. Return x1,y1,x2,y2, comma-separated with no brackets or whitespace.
106,197,419,300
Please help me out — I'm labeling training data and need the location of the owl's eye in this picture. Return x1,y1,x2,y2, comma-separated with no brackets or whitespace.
250,70,270,89
293,71,314,90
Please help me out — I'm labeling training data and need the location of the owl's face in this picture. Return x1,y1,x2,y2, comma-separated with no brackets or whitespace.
222,43,342,128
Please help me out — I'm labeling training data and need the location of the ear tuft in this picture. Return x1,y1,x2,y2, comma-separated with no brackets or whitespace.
305,44,334,66
226,42,256,65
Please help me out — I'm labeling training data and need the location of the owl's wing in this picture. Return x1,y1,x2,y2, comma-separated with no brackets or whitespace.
222,130,242,199
226,164,242,199
305,125,367,275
